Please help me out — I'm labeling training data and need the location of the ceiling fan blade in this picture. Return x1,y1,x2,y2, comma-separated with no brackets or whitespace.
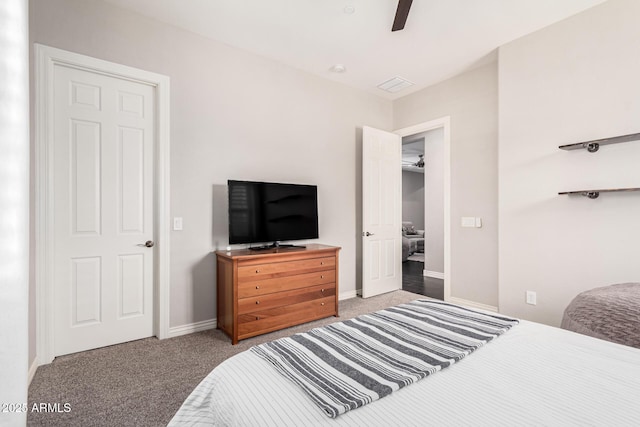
392,0,413,32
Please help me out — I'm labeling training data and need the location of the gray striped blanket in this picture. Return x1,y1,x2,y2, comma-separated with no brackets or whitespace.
251,300,519,418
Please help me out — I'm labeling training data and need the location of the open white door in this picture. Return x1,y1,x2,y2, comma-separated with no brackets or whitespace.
362,126,402,298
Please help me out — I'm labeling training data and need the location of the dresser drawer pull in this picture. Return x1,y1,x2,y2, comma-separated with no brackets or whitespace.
255,285,260,289
255,301,260,305
255,269,260,273
321,288,325,292
320,261,325,265
321,302,325,306
255,316,260,320
321,275,324,279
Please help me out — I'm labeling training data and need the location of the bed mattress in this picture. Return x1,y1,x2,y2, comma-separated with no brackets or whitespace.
170,316,640,426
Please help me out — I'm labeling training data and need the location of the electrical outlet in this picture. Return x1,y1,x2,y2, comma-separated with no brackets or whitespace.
526,291,537,305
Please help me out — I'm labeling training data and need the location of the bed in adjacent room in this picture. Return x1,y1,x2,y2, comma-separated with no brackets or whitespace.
169,300,640,426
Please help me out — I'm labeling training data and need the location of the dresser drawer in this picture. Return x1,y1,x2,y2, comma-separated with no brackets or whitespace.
238,270,335,298
238,283,335,315
237,256,335,282
216,245,340,344
237,296,336,338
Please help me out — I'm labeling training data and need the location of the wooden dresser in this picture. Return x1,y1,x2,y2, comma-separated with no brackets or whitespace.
215,244,340,344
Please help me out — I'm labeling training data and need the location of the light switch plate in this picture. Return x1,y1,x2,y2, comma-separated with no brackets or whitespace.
461,217,476,227
173,217,183,231
526,291,537,305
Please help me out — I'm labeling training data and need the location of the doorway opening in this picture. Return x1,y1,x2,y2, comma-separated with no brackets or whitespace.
396,117,450,301
359,117,450,300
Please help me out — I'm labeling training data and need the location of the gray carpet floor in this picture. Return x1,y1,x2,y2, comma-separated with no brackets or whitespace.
28,290,423,426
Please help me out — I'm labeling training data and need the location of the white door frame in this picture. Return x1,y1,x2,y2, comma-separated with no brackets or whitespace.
395,117,451,301
35,44,171,364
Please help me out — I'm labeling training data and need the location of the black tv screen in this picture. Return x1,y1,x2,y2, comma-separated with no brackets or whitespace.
228,180,319,245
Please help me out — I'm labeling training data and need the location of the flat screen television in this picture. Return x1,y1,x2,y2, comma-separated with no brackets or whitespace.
227,180,318,247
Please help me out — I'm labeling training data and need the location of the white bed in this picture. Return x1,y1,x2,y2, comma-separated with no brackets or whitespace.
170,309,640,426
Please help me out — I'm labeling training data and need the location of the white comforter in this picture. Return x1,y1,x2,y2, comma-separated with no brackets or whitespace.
170,320,640,426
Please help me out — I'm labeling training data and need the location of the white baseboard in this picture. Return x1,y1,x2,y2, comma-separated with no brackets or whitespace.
423,270,444,279
447,297,498,313
28,357,38,385
168,318,217,338
339,290,358,300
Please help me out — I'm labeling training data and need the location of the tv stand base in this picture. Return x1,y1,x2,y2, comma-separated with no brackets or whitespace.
248,242,306,251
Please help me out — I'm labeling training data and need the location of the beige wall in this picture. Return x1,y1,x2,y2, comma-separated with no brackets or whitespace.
394,62,499,307
498,0,640,326
29,0,392,356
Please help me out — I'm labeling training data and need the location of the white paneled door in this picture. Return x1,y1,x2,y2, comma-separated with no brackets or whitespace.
362,126,402,298
53,65,155,356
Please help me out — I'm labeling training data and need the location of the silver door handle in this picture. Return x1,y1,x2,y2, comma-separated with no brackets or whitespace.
138,240,155,247
363,232,375,237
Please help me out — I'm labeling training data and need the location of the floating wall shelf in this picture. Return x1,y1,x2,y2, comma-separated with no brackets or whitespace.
558,132,640,153
558,188,640,199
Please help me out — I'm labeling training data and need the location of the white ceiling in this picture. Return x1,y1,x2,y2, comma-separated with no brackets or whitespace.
101,0,606,100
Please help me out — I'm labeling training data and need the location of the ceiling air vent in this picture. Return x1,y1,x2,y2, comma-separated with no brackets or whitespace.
377,76,414,93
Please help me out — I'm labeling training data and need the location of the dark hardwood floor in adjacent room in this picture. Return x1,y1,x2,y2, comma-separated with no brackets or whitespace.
402,260,444,300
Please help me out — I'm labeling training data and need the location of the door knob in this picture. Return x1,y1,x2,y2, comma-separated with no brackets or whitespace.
140,240,154,248
364,231,375,237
